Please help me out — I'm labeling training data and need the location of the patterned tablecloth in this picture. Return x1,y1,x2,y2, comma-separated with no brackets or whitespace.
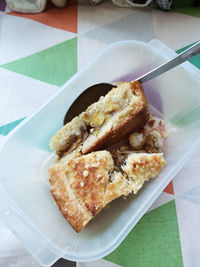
0,1,200,266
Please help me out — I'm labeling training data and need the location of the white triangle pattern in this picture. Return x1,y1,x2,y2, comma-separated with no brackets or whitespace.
0,68,58,126
77,36,107,70
0,12,76,65
78,2,135,34
173,148,200,196
83,9,155,44
152,9,200,50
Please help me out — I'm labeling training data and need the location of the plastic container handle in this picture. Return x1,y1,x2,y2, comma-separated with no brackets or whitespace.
136,40,200,83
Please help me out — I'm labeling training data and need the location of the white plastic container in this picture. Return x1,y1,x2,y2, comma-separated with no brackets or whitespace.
0,40,200,266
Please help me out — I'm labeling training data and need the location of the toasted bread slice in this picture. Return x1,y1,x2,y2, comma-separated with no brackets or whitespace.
49,151,114,232
50,81,149,158
49,150,166,232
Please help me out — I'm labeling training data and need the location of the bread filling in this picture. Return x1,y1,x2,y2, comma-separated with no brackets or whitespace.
82,83,140,135
57,126,88,158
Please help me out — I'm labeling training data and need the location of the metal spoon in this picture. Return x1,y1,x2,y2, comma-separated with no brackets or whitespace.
64,41,200,125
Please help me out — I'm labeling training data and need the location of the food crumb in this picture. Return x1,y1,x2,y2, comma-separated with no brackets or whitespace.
83,170,89,177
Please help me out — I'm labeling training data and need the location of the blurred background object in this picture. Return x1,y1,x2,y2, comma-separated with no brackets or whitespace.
6,0,68,13
7,0,199,13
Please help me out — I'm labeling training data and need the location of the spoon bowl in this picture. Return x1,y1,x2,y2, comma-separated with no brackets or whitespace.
64,83,115,124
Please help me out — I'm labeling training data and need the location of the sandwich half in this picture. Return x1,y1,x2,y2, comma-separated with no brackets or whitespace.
50,81,150,158
49,150,166,232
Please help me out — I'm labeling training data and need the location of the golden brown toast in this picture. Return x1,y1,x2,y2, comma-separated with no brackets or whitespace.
49,150,166,232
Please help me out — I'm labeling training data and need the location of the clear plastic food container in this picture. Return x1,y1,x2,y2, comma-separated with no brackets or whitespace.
0,39,200,266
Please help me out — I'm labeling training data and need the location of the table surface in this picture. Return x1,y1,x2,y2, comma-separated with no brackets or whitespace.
0,1,200,266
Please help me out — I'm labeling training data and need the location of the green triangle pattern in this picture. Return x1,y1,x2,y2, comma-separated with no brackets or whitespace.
0,38,77,87
105,200,183,267
0,118,25,136
170,0,200,18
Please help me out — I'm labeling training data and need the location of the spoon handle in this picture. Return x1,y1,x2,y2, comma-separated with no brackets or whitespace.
136,40,200,84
